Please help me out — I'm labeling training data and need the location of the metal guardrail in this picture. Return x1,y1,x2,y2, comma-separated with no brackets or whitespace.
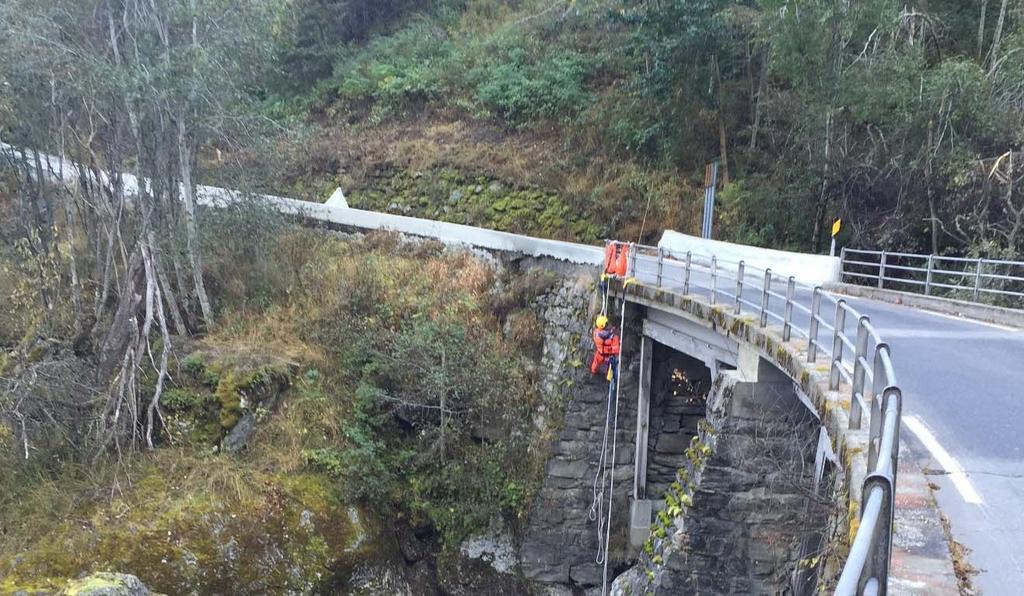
841,248,1024,308
613,241,900,595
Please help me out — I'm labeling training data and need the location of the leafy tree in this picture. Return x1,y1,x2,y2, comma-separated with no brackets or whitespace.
273,0,424,93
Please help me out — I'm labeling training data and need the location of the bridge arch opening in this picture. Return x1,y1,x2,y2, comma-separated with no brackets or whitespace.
643,341,712,499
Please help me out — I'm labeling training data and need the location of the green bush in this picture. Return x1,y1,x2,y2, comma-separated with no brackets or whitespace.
181,353,220,387
333,22,454,117
301,447,347,477
305,246,542,548
159,388,214,412
327,19,596,127
469,35,592,124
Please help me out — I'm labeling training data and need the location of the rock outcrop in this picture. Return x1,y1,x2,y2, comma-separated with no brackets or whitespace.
61,573,153,596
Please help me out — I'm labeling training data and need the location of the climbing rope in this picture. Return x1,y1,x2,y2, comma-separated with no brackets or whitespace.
601,281,629,596
588,243,635,595
587,379,615,565
589,252,615,565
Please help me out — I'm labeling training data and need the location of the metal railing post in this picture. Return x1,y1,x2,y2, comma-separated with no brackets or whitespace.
710,256,718,305
872,344,888,397
878,251,887,289
973,258,983,301
735,261,745,314
783,276,795,342
656,248,664,288
683,251,692,294
851,316,870,430
629,242,638,279
925,255,934,295
830,300,847,390
760,269,771,327
808,288,822,363
840,246,848,278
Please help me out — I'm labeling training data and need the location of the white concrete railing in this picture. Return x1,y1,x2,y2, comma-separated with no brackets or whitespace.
0,143,605,267
660,230,842,286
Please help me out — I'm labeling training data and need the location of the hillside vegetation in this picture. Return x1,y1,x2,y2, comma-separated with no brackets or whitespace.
255,0,1023,256
0,220,558,592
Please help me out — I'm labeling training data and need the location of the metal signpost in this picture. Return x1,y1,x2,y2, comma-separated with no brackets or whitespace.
701,162,719,239
830,218,841,257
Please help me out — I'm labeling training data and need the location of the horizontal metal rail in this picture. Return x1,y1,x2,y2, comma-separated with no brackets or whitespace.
841,247,1024,307
610,241,900,595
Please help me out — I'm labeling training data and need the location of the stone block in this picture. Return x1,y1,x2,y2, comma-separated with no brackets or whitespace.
569,563,602,586
547,458,589,479
653,430,691,455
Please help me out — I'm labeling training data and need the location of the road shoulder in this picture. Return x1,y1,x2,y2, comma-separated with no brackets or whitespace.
889,447,964,595
826,282,1024,329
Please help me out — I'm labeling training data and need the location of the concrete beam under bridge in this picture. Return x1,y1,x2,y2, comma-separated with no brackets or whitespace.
641,309,739,374
632,312,738,506
630,310,741,546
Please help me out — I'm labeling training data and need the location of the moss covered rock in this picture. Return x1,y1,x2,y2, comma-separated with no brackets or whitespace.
161,348,294,451
62,573,152,596
1,465,375,595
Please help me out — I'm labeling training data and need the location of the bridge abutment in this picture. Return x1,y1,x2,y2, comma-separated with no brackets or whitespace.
618,366,830,595
521,274,848,594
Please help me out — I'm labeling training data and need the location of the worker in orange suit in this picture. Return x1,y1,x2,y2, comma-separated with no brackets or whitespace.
591,314,620,380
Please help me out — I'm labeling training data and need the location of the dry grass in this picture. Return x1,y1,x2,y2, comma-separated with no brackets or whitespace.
940,512,979,595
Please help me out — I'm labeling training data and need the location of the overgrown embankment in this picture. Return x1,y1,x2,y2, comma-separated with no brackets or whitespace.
0,218,582,593
349,164,602,242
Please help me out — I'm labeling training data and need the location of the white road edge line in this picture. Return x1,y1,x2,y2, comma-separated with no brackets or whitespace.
903,415,984,505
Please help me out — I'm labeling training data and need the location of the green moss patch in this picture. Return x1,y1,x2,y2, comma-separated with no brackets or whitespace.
1,463,369,595
159,349,294,448
350,166,601,242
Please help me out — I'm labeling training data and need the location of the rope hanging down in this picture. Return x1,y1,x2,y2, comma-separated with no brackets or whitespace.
587,255,633,596
588,268,614,564
601,285,628,596
588,379,615,565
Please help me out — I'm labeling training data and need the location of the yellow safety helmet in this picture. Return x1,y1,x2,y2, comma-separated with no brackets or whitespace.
595,315,609,330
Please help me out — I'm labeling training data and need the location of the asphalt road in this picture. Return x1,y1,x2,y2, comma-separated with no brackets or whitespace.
844,295,1024,595
629,251,1024,594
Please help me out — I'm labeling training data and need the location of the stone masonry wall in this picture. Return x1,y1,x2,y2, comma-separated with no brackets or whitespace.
519,281,642,592
659,373,820,594
615,369,824,596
